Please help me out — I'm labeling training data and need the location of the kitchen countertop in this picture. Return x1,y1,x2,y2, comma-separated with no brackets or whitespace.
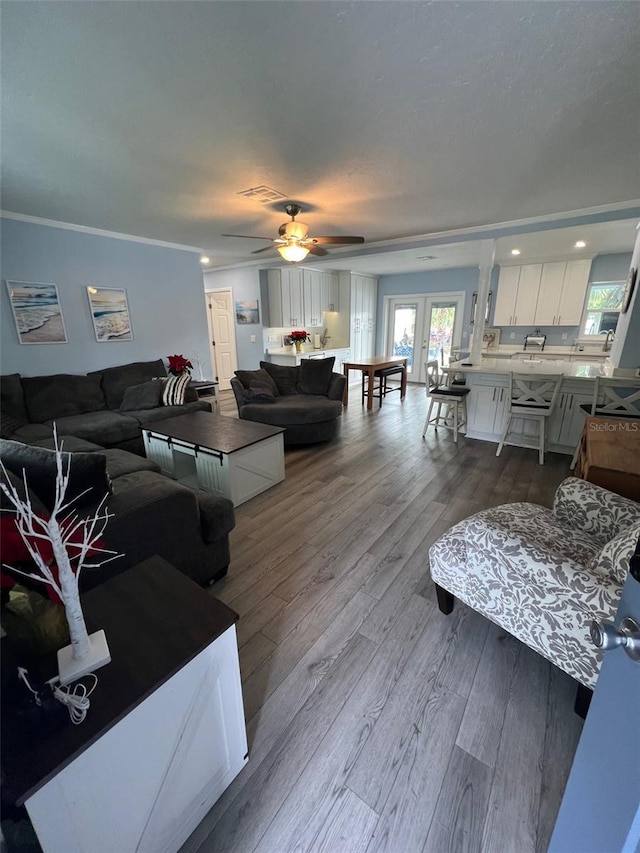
266,345,349,356
449,358,612,379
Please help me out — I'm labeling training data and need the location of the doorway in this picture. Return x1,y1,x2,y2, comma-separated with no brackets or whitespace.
385,293,465,384
205,290,238,391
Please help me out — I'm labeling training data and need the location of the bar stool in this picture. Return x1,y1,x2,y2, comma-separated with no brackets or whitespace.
422,362,470,443
496,372,562,465
570,375,640,467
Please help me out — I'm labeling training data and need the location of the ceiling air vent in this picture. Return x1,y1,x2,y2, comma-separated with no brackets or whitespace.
416,255,438,260
237,185,287,204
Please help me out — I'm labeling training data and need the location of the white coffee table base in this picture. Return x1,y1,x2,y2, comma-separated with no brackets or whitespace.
144,430,284,507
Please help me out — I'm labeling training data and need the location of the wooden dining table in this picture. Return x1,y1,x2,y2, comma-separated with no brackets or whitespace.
342,355,409,410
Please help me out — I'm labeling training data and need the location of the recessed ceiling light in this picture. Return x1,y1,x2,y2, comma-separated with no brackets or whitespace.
200,255,210,265
511,249,521,256
575,240,587,248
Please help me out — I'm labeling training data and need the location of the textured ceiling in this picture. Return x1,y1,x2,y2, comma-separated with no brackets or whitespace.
2,1,639,268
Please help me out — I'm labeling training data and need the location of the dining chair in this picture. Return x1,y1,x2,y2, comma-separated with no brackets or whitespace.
423,360,470,444
496,372,563,464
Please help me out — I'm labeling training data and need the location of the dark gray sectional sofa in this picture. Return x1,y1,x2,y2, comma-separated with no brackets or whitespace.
0,361,235,588
1,359,209,454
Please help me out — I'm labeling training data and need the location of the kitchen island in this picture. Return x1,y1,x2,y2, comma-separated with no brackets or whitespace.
448,357,612,455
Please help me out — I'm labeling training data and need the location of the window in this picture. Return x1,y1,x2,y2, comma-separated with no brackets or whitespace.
581,280,625,337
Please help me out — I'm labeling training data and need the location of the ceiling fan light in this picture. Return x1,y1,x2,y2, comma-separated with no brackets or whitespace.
277,242,310,263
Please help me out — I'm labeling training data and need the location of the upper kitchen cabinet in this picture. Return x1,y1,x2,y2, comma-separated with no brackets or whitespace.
268,268,339,328
268,268,304,327
534,259,591,326
494,264,541,326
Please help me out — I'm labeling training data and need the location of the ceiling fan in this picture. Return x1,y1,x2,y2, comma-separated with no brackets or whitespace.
222,203,365,262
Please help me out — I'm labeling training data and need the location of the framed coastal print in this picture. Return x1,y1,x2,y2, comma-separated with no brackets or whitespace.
5,281,68,344
235,299,260,324
87,286,133,341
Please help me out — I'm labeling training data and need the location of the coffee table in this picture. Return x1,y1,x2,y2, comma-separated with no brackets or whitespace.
142,411,285,506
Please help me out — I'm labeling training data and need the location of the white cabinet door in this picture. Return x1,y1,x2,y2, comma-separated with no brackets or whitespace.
494,267,520,325
535,262,566,325
323,272,339,312
282,268,304,328
267,270,284,327
302,269,323,327
514,264,542,325
558,260,591,326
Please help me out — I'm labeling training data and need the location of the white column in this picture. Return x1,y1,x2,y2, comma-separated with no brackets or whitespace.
610,221,640,370
469,239,496,364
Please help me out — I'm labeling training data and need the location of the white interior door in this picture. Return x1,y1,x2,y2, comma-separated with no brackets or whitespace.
385,293,464,384
205,290,237,391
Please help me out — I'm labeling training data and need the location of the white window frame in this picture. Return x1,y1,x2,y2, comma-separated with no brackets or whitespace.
578,279,625,341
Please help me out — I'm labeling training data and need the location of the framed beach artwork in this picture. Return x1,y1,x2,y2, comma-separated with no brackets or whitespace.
235,299,260,324
87,287,133,342
6,281,68,344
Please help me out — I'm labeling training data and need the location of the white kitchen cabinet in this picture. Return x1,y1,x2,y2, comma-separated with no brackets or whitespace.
548,385,594,451
494,265,540,326
534,260,592,326
535,262,567,325
513,264,542,325
302,269,323,327
348,273,377,361
494,267,520,326
466,375,509,441
557,259,591,326
267,268,304,327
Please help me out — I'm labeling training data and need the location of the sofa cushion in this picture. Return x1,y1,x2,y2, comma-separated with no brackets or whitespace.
261,361,299,395
297,357,335,395
0,374,28,423
10,423,56,443
0,439,111,512
124,400,209,424
89,359,166,409
22,373,106,422
242,381,276,403
1,412,23,439
197,492,236,543
234,368,279,396
45,411,141,446
102,448,161,479
28,436,106,453
119,380,162,412
241,395,343,426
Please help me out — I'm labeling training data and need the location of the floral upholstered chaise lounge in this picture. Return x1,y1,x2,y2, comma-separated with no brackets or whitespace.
429,477,640,713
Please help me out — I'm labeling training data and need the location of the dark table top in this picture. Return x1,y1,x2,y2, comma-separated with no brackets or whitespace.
1,556,238,805
142,411,284,454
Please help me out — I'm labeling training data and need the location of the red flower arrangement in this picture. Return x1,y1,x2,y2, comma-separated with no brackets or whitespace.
289,331,310,343
167,354,193,375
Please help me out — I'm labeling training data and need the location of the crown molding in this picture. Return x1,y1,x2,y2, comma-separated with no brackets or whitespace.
0,211,204,253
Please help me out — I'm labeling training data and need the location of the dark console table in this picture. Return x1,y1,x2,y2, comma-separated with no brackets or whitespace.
1,556,247,853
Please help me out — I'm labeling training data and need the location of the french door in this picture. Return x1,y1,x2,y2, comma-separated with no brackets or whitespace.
385,293,464,384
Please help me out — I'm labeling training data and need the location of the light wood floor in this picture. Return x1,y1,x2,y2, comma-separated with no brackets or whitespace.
181,384,583,853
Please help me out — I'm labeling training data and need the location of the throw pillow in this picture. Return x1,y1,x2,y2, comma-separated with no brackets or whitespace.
297,357,336,395
162,372,190,406
0,412,23,439
234,368,279,396
119,380,162,412
242,380,276,404
0,439,111,512
261,361,299,396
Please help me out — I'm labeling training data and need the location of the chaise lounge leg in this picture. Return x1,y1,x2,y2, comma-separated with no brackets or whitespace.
574,682,593,719
207,565,229,586
435,583,455,615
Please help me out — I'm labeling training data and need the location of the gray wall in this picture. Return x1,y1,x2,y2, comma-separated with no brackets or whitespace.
611,239,640,368
203,266,265,370
0,218,211,377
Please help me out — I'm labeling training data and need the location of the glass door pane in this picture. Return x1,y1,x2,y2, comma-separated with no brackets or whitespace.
391,303,417,373
427,302,457,367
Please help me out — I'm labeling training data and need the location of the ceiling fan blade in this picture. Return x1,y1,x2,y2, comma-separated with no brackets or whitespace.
311,236,365,245
221,234,274,240
251,245,277,254
306,244,328,257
